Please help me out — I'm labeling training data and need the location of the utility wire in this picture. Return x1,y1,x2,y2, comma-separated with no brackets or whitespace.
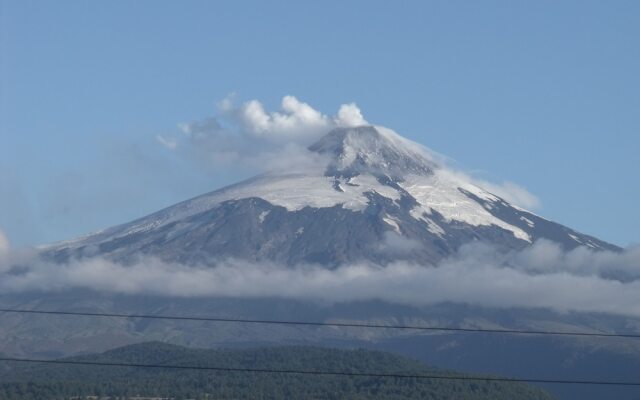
0,356,639,387
0,308,639,339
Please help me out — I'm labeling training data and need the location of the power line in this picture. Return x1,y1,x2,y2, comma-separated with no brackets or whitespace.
0,308,638,339
1,356,639,387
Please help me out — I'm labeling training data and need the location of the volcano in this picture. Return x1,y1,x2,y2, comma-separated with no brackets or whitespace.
44,125,618,266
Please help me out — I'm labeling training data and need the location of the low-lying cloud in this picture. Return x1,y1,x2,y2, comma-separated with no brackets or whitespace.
2,241,639,317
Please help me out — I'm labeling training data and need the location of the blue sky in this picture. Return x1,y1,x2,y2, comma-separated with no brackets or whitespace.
0,0,638,248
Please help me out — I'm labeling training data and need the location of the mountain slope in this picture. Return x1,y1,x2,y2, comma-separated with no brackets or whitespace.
0,342,556,400
43,125,617,266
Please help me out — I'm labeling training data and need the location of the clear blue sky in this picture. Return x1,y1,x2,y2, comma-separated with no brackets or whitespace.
1,0,638,247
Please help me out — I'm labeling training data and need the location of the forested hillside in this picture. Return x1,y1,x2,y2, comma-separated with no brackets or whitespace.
0,342,554,399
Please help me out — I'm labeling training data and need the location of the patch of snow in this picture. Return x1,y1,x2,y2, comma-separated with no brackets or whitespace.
424,218,445,237
410,207,432,219
347,175,402,202
399,171,531,243
259,211,270,223
584,239,603,250
382,215,401,234
568,233,582,243
512,204,548,222
211,174,387,212
407,209,445,237
520,216,535,228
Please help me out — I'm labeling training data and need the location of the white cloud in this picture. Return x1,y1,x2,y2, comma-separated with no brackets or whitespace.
336,103,368,127
3,241,640,317
238,96,331,140
234,96,366,139
239,100,273,135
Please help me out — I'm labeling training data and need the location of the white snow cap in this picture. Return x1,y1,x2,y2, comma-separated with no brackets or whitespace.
134,125,534,245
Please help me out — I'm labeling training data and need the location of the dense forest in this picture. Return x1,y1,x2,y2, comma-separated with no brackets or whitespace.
0,342,554,399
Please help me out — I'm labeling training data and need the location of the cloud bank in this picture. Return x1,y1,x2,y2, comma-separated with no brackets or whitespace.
2,241,639,317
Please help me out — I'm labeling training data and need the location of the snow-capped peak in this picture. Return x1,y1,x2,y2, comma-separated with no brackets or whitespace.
41,124,618,264
308,125,437,179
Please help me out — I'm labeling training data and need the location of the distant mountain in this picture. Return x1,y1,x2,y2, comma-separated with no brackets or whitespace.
43,125,618,266
0,341,555,400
